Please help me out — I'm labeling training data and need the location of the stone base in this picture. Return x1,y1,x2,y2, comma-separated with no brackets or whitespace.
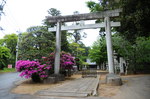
120,72,125,76
51,74,65,81
43,77,57,84
106,73,122,86
43,74,65,84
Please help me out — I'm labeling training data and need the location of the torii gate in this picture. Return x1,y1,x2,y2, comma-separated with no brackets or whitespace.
46,9,122,75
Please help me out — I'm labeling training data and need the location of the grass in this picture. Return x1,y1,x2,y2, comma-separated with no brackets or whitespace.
0,68,16,73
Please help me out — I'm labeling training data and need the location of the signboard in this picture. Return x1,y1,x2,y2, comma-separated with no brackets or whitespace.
8,64,12,68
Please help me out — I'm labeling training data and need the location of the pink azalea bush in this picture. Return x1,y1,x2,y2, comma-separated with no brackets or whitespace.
16,60,51,79
16,51,75,81
42,51,75,76
60,52,75,69
43,51,75,70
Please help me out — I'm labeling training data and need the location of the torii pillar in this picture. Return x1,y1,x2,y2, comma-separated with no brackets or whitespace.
54,22,61,74
105,17,114,74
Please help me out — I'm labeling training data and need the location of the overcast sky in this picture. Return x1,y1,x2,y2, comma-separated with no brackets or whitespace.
0,0,100,46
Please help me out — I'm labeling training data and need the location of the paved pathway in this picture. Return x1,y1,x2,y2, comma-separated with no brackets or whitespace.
36,76,100,97
113,75,150,99
0,72,28,99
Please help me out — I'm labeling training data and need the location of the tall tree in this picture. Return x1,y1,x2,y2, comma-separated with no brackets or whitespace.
69,42,89,70
44,8,61,27
87,0,150,42
86,0,150,73
0,46,10,69
112,34,150,73
120,0,150,42
70,11,87,44
69,42,85,57
86,0,120,36
2,34,17,67
44,8,70,52
134,37,150,72
19,26,55,60
47,8,61,16
89,37,107,66
3,34,17,55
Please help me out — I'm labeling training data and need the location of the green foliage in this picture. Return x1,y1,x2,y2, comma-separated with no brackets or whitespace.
3,34,18,55
69,42,89,70
66,11,87,45
112,34,132,58
86,1,103,12
0,34,17,67
86,0,120,12
135,37,150,69
47,8,61,16
44,8,61,27
19,26,55,60
89,34,150,73
89,37,107,65
69,42,85,57
87,0,150,42
0,68,16,73
120,0,150,42
86,0,150,73
0,39,4,46
72,30,82,43
43,8,70,52
112,34,150,73
66,11,89,68
61,31,70,52
0,46,11,69
67,30,88,61
86,0,120,35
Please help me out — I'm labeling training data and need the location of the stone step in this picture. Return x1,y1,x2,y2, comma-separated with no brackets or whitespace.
35,76,100,97
36,91,89,97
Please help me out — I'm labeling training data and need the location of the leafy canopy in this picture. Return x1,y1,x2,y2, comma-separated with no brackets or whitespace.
0,46,11,69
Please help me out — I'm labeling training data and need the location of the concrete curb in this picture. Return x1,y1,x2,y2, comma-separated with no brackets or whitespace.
14,79,28,86
92,75,100,96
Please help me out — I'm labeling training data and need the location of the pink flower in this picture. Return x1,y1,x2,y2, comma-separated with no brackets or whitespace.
16,60,52,79
42,57,46,59
42,51,75,70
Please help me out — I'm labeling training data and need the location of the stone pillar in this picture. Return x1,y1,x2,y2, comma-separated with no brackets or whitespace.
102,63,105,70
114,53,119,74
54,22,61,74
105,19,122,85
119,57,125,75
105,17,114,74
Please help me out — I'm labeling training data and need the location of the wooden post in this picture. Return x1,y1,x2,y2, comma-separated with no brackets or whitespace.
105,17,114,74
54,22,61,74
